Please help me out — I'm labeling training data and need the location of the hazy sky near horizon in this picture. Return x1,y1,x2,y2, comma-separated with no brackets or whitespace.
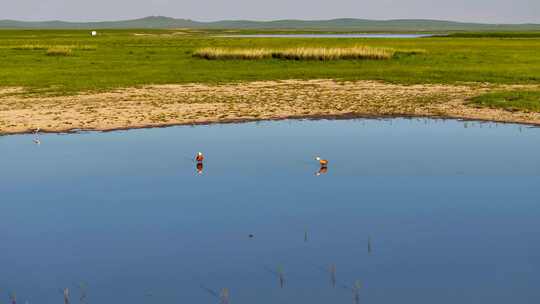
2,0,539,23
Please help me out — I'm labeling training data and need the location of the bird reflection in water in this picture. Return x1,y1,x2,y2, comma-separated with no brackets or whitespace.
196,162,204,175
315,166,328,176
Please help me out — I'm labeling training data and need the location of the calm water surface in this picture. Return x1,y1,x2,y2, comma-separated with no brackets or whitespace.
221,34,438,38
1,118,539,304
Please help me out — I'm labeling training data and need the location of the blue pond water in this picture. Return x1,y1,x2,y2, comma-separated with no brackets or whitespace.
1,118,539,304
221,34,438,38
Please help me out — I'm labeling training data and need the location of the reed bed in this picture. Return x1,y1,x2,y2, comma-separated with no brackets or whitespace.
10,44,96,54
275,46,395,60
194,47,272,60
46,46,73,56
12,44,49,50
193,46,414,60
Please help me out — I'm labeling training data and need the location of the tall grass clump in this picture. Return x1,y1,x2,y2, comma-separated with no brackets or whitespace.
193,46,404,60
275,46,395,60
46,46,73,56
194,47,272,59
76,45,97,51
12,44,48,50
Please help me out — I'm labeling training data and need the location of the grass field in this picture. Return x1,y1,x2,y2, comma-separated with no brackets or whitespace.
0,29,539,95
468,90,540,112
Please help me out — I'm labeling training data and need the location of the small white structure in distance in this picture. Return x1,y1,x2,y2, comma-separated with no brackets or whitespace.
91,31,97,36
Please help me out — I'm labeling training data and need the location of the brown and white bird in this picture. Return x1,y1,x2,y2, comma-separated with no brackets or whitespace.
33,128,41,145
195,152,204,163
315,156,329,167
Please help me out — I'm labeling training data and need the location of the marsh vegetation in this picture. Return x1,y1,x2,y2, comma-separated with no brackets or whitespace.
192,46,422,60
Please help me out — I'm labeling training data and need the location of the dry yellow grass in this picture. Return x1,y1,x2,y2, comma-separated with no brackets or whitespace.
193,46,409,60
194,47,272,59
9,44,96,52
46,46,73,56
275,46,395,60
12,44,48,50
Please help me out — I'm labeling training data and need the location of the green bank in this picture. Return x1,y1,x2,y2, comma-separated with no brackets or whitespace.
0,29,539,95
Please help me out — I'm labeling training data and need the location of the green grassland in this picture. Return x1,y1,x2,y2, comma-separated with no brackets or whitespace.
0,29,539,95
468,91,540,112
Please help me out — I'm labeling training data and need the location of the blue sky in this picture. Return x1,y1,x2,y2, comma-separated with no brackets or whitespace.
3,0,539,23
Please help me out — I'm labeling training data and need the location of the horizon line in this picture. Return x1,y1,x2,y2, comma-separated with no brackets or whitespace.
1,16,539,26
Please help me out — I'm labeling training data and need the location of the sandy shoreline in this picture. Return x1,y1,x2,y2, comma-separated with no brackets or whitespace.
1,80,539,135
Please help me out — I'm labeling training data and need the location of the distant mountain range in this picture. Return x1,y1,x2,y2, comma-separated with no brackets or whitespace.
1,16,539,31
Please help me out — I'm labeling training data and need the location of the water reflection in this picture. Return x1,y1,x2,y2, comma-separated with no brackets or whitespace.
196,162,204,175
315,166,328,176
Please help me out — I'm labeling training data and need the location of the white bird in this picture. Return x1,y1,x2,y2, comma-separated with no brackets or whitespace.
91,31,97,37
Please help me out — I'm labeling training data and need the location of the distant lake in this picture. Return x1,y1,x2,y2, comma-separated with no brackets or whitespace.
221,33,440,38
1,118,539,304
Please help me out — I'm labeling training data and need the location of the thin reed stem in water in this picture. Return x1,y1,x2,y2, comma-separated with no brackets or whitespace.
79,283,87,304
63,288,70,304
353,281,361,304
220,288,230,304
330,264,337,288
9,292,16,304
277,265,285,288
